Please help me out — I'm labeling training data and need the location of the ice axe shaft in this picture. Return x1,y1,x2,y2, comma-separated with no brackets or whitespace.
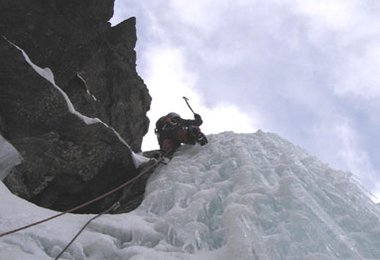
183,96,196,115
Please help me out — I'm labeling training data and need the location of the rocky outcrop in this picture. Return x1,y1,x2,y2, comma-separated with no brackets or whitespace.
0,37,138,213
0,0,152,213
64,18,151,151
0,0,150,152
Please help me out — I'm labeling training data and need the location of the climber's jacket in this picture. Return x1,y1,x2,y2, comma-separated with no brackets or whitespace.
155,112,207,154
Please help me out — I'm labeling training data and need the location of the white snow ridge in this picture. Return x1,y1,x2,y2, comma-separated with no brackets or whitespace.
1,131,379,260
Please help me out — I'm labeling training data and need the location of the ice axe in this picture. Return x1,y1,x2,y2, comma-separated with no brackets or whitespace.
183,96,196,115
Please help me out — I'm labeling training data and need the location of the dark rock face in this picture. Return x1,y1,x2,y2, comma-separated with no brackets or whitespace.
0,0,152,213
0,0,113,86
0,0,150,152
0,38,138,213
65,18,151,151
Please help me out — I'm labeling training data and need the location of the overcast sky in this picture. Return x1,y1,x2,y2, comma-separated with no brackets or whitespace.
110,0,380,202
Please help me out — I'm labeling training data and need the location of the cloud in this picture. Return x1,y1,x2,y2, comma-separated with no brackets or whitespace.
112,0,380,200
372,190,380,204
287,0,380,99
140,46,258,151
334,45,380,99
333,122,379,188
292,0,358,31
202,103,259,134
169,0,229,33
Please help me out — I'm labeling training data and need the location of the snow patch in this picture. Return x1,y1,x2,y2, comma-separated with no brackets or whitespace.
0,135,22,180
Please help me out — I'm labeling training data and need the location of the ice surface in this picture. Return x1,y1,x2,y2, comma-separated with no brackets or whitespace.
1,131,380,260
0,135,22,180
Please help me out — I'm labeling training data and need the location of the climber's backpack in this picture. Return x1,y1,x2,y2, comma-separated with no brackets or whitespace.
155,116,171,134
155,113,181,134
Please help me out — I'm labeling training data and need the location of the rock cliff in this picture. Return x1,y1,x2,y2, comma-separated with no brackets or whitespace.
0,0,152,213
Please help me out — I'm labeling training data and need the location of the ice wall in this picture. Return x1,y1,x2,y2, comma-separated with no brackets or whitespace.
1,131,379,260
140,131,380,259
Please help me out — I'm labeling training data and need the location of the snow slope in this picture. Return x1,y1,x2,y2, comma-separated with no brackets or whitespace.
1,131,380,260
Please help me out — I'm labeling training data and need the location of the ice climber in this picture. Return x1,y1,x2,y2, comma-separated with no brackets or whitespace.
155,112,208,155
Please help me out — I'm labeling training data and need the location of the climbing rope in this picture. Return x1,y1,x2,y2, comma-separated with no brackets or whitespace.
0,154,165,238
54,201,120,260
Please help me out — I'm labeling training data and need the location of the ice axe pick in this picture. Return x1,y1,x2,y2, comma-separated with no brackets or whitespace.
183,96,196,115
